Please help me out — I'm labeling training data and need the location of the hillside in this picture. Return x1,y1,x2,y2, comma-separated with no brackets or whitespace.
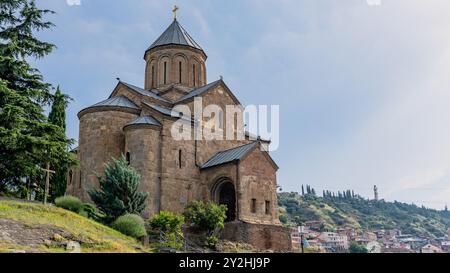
0,200,148,253
278,192,450,238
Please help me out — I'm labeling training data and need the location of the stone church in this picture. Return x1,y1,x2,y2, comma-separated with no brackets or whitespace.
67,13,290,251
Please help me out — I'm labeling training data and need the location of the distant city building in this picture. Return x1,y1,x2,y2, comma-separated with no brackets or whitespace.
318,232,349,252
421,244,443,253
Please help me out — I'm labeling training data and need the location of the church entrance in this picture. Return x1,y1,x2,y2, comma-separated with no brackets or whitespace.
212,179,236,222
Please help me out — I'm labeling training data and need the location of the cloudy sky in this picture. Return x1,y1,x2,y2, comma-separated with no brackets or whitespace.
33,0,450,209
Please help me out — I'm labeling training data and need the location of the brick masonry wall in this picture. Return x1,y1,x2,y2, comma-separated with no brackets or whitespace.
125,126,161,218
74,109,138,201
221,221,292,252
239,146,280,225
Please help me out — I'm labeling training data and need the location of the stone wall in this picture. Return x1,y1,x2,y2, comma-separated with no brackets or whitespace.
124,125,161,218
74,109,138,201
144,45,207,90
238,146,280,225
220,221,292,252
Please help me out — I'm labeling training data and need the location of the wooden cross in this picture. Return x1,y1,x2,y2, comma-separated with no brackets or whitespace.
173,5,179,20
41,163,55,205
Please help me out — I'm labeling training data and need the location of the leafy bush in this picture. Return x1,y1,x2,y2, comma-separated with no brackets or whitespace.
184,201,227,233
149,211,185,250
111,214,147,239
149,211,184,233
183,201,227,247
205,235,219,248
79,203,103,221
349,241,368,253
89,155,148,223
55,195,83,213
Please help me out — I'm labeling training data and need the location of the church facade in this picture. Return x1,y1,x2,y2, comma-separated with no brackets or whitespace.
67,15,290,251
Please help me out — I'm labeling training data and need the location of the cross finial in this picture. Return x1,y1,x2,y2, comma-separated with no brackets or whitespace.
172,5,179,20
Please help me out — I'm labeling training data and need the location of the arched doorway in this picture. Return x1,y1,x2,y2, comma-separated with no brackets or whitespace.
212,179,236,222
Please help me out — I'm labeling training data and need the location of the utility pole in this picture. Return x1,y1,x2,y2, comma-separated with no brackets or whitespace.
41,163,55,205
298,226,305,253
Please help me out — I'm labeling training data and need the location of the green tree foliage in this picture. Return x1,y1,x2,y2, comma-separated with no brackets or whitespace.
183,200,227,247
0,0,74,196
89,155,148,223
149,211,185,250
278,191,450,237
349,241,368,253
149,211,184,234
111,214,147,239
184,201,227,234
48,86,72,201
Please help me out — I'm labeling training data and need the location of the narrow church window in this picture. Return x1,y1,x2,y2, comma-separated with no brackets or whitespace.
251,198,257,213
218,110,223,129
126,152,131,165
193,64,196,86
265,200,271,215
164,62,167,84
68,170,73,185
179,61,182,83
151,66,155,88
178,149,182,169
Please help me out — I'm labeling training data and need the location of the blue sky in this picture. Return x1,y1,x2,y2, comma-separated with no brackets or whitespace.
33,0,450,209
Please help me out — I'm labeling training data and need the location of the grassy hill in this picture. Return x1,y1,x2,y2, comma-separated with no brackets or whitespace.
278,192,450,238
0,199,148,253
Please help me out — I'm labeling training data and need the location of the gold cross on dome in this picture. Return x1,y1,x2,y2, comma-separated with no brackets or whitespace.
173,5,179,20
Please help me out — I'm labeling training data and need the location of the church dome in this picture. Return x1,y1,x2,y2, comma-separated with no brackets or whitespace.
143,16,207,90
78,95,140,118
145,19,204,54
123,116,162,131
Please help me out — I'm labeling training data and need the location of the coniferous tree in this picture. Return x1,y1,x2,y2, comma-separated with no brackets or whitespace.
89,155,149,223
301,185,305,196
48,86,71,201
0,0,74,196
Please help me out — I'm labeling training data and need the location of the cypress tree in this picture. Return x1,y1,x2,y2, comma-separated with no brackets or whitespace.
89,155,149,223
48,86,71,201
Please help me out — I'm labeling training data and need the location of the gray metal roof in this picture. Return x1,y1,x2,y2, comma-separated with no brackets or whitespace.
120,81,171,103
175,80,221,103
124,116,162,128
143,101,197,124
147,19,203,52
200,142,258,169
90,95,139,110
143,102,177,116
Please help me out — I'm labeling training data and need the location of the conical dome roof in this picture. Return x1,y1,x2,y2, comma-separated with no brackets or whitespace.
146,19,203,53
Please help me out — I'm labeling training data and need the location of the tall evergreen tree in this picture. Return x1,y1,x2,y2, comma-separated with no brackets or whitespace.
48,86,71,201
0,0,74,197
89,155,149,223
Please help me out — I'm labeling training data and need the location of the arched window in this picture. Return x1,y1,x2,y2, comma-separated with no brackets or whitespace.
265,200,271,215
251,198,257,213
179,61,182,83
192,64,196,87
178,149,182,169
151,66,155,88
163,61,167,84
126,152,131,165
218,110,224,130
68,170,73,185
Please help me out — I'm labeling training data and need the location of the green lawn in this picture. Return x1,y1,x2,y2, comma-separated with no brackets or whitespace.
0,200,150,253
